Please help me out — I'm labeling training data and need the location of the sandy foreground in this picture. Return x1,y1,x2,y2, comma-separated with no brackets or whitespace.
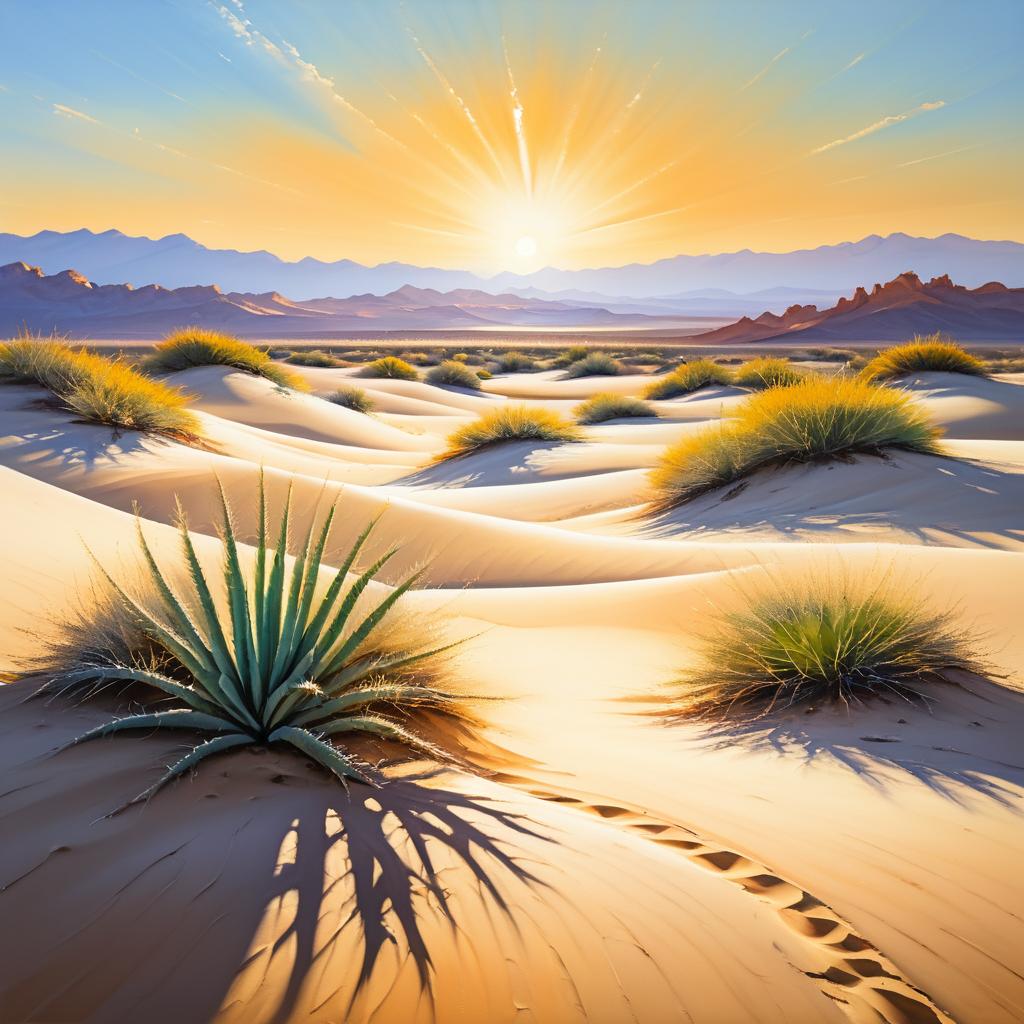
0,365,1022,1024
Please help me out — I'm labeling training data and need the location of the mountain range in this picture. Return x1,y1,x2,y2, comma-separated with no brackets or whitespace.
2,228,1023,303
698,272,1024,344
0,262,702,339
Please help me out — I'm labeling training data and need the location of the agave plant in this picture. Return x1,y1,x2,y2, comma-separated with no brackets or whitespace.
48,477,468,804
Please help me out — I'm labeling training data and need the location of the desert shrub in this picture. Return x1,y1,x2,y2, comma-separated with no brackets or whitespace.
494,351,539,373
796,347,858,363
145,328,305,390
451,352,469,363
443,405,582,458
552,345,591,368
358,356,420,380
0,338,200,440
399,350,433,366
426,360,483,390
325,387,374,413
574,393,656,424
565,352,625,378
644,359,733,399
42,477,471,805
285,349,343,368
650,376,941,508
734,357,806,390
861,335,988,382
675,574,986,718
476,368,493,380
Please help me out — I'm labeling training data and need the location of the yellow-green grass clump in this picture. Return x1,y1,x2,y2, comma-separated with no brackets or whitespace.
733,357,806,390
553,345,591,367
574,392,655,424
675,574,987,718
285,349,344,368
40,477,472,806
325,386,374,413
0,338,200,441
443,404,582,458
565,352,625,378
650,376,941,509
426,359,483,390
645,359,733,400
860,335,988,382
494,351,539,373
145,328,306,390
358,356,420,380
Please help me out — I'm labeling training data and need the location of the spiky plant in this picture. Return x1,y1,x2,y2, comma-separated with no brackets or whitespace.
45,479,469,804
860,335,988,382
358,356,420,380
675,573,988,718
644,359,734,399
733,357,806,390
574,392,655,424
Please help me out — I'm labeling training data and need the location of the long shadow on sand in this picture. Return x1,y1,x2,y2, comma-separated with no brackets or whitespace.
638,453,1024,549
392,441,573,489
0,684,550,1024
695,678,1024,808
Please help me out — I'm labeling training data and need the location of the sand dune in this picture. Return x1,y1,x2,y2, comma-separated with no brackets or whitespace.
1,361,1022,1023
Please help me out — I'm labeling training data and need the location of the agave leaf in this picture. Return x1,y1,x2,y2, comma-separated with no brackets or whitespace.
269,504,319,685
67,708,239,747
216,672,261,732
268,725,375,786
174,499,236,682
59,665,222,717
125,732,253,809
322,637,467,696
309,550,402,677
318,570,424,681
260,482,292,683
318,713,452,762
132,515,212,674
217,480,258,701
292,682,464,727
252,469,268,682
293,512,383,665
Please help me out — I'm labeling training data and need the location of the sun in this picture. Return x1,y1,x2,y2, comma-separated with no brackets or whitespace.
515,235,538,259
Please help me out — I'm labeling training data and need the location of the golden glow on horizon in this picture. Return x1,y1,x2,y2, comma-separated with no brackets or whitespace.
1,3,1019,271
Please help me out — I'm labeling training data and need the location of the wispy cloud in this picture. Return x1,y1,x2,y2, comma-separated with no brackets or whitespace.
842,53,865,73
897,142,979,168
810,100,945,155
52,103,100,124
741,29,812,91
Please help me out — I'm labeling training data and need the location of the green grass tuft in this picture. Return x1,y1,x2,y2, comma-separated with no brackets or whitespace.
552,345,592,367
40,476,472,806
145,328,306,390
285,349,344,367
861,335,988,382
358,356,420,380
493,351,539,373
426,359,483,390
443,405,582,458
674,573,987,718
644,359,733,399
733,357,807,390
325,387,374,413
564,352,624,378
0,337,201,441
650,376,941,508
574,392,655,424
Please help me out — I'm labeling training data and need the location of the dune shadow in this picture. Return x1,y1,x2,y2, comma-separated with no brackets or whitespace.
695,683,1024,808
392,440,568,489
637,453,1024,549
3,422,156,472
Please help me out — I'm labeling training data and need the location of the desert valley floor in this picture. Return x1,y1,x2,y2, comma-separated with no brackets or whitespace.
1,362,1022,1024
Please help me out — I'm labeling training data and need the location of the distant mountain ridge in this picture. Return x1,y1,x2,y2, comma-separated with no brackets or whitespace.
694,272,1024,344
1,228,1023,302
0,261,691,338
